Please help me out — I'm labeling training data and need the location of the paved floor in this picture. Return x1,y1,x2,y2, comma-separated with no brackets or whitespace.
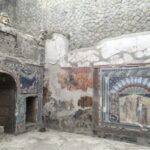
0,130,149,150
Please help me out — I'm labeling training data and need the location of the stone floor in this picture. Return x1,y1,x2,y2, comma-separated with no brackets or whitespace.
0,130,149,150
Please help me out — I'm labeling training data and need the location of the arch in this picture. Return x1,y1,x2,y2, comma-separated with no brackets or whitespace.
0,69,20,92
110,77,150,94
0,72,17,133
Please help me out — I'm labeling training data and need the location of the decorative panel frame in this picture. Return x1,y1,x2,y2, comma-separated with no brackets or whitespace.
101,66,150,129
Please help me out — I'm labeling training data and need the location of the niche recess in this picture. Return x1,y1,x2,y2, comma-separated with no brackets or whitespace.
26,96,36,123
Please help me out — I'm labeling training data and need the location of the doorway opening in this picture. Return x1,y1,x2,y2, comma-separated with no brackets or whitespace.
0,72,16,133
26,96,36,123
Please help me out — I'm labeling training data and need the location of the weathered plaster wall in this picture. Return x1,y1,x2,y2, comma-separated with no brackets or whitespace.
44,65,93,133
4,0,150,49
0,23,40,64
44,34,93,133
59,32,150,67
0,23,43,134
44,32,150,134
45,33,69,65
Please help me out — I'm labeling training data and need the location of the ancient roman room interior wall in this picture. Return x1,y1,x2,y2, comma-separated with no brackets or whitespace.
1,0,150,140
44,34,93,133
0,22,44,134
44,32,150,135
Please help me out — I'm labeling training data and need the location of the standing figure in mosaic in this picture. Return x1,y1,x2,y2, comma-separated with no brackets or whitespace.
136,96,147,125
122,97,132,121
109,94,119,122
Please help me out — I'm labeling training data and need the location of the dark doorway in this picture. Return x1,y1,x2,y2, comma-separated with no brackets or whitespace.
26,97,36,123
0,73,16,133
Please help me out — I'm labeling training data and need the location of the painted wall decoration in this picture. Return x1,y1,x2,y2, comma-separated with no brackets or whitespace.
0,59,42,133
15,95,26,132
0,60,40,94
20,69,38,94
58,67,93,91
78,96,93,108
101,67,150,128
0,24,43,134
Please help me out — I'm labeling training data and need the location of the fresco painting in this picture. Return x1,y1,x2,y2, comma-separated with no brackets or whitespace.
20,69,38,93
58,67,93,91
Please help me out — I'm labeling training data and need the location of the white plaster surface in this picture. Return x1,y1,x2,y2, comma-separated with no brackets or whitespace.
67,49,99,66
58,32,150,67
45,33,69,64
0,130,149,150
97,32,150,59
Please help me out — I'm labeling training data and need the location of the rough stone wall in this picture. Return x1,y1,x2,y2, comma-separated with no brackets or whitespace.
44,31,150,134
0,23,43,134
7,0,150,49
0,23,40,64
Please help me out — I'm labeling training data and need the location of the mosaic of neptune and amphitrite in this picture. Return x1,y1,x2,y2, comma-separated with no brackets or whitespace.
102,67,150,128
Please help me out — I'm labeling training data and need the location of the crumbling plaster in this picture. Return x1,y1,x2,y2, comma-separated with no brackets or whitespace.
45,65,93,104
44,31,150,133
45,33,69,65
0,22,44,134
46,31,150,68
0,23,40,65
44,64,93,133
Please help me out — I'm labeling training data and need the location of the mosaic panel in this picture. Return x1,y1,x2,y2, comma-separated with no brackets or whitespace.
0,60,42,133
0,60,40,94
20,69,38,94
101,67,150,128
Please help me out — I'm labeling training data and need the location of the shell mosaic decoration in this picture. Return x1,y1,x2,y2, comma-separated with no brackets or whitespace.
0,12,11,26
